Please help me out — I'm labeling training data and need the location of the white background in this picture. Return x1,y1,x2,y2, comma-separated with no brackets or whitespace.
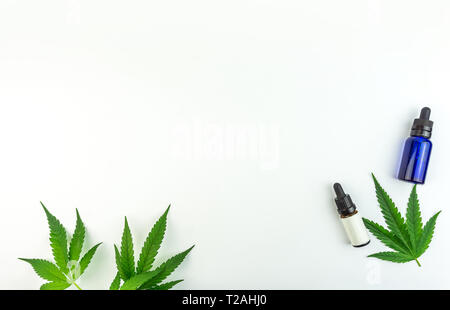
1,1,450,290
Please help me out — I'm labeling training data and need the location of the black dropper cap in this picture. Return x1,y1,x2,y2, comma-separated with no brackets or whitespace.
333,183,357,216
411,107,433,139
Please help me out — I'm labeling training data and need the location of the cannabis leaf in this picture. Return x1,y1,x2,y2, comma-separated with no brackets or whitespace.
20,203,102,289
150,279,184,290
120,217,135,280
41,203,69,273
110,205,193,290
120,270,159,290
109,273,121,290
40,281,72,290
18,259,67,282
114,244,126,281
69,209,85,262
136,205,170,274
363,174,441,267
79,243,102,276
139,246,194,289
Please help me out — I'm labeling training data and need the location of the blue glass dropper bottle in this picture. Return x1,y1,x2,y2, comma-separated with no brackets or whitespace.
397,107,434,184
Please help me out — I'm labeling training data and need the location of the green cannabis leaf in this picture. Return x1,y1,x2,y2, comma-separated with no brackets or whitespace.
69,209,85,262
150,279,184,290
120,270,159,290
111,205,193,290
109,272,121,290
42,203,69,273
19,203,102,289
139,245,194,289
363,174,441,267
120,217,135,280
136,206,169,274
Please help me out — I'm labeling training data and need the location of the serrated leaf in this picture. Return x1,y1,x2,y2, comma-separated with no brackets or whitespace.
363,218,409,254
109,272,121,290
114,244,129,280
40,281,71,290
371,175,411,249
69,209,86,261
120,217,135,280
79,243,102,277
120,270,158,290
41,202,69,273
368,251,414,263
136,205,170,274
406,185,423,253
364,176,441,267
19,258,68,282
149,279,183,290
140,245,194,289
416,211,441,257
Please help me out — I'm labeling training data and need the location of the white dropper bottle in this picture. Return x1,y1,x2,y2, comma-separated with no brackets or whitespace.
333,183,370,247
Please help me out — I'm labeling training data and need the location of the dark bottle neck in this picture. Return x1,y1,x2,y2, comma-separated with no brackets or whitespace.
340,210,358,218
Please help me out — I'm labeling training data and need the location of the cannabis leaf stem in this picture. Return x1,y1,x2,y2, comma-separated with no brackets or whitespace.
73,282,83,290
